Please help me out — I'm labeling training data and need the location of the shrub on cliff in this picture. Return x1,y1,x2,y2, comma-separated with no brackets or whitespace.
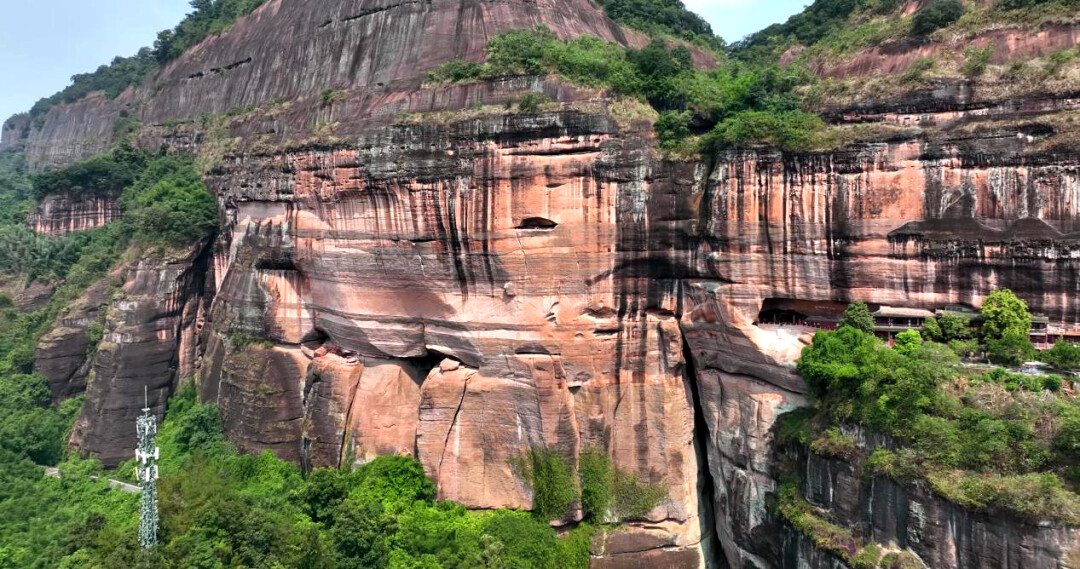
513,448,578,522
704,109,831,153
798,325,956,430
516,92,549,114
911,0,964,37
121,156,219,246
430,28,827,154
961,45,994,78
578,448,615,521
732,0,905,62
654,111,693,150
32,145,149,200
929,471,1080,524
597,0,724,51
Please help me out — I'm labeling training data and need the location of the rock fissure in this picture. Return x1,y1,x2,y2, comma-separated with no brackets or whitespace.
436,372,470,478
341,0,425,23
683,335,725,569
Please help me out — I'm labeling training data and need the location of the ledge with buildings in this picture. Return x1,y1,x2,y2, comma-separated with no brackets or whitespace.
755,299,1080,349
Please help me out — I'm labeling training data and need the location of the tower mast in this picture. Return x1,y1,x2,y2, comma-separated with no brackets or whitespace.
136,386,159,548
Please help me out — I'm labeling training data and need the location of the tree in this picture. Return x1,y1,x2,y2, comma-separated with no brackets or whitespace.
331,496,395,569
797,326,881,400
894,330,923,356
840,301,876,335
122,156,219,245
981,289,1032,341
654,111,692,150
911,0,964,37
987,329,1035,366
517,93,547,114
939,313,973,341
922,316,943,342
1044,341,1080,370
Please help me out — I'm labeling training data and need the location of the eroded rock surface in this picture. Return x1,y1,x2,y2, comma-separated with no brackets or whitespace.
68,243,210,466
32,192,120,235
12,0,1080,566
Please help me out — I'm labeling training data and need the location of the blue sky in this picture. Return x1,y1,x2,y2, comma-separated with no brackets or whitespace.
0,0,807,122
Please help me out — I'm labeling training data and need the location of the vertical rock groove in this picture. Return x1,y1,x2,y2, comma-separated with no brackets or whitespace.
684,337,725,569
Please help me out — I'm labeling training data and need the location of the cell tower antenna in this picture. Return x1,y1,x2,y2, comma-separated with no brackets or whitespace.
136,388,159,548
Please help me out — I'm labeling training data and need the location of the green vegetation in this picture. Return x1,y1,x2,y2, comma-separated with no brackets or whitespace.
514,446,667,524
121,155,218,245
961,45,994,78
880,551,925,569
839,300,875,335
0,146,216,389
922,313,973,343
728,0,1080,100
791,293,1080,524
516,92,550,114
808,428,858,460
429,27,828,153
0,149,131,376
980,289,1036,365
320,88,347,107
981,289,1032,341
910,0,965,37
24,50,158,127
733,0,904,60
152,0,267,64
0,384,598,567
596,0,724,50
512,448,578,521
0,373,82,466
778,483,882,567
229,331,275,350
1044,341,1080,370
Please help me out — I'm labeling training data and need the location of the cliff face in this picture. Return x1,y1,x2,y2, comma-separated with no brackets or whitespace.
67,243,211,467
783,440,1080,569
11,0,1080,566
32,192,120,235
191,109,1080,566
8,0,646,171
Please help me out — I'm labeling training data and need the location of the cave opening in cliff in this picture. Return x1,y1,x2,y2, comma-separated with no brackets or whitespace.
255,256,299,271
756,298,850,328
683,338,726,569
515,216,558,230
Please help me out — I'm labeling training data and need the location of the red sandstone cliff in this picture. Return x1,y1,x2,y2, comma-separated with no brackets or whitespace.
10,0,1080,567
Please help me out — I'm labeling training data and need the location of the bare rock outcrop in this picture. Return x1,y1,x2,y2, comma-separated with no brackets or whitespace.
12,0,1080,566
68,243,210,466
34,277,114,399
32,192,120,235
782,447,1080,569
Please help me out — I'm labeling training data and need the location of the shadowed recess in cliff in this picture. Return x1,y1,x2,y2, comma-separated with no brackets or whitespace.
516,216,558,230
684,338,724,569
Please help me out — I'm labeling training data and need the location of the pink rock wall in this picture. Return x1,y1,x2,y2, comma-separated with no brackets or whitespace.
32,192,121,235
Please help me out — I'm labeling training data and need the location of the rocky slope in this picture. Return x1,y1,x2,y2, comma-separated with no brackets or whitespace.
9,0,1080,567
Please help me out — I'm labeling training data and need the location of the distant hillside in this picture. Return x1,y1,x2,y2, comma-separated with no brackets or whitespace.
729,0,1080,111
